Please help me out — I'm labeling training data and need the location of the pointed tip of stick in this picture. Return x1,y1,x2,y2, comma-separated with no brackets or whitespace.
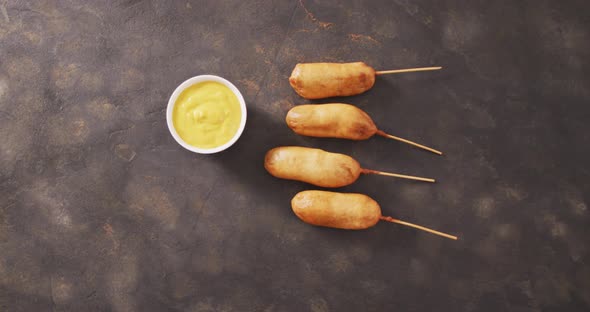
375,66,443,75
376,130,443,156
380,216,458,240
362,168,435,183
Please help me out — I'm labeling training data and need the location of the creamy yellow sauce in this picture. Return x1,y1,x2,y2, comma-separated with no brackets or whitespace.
173,81,242,149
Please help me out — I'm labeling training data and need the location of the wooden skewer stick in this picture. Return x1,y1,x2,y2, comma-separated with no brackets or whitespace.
375,66,442,75
361,169,435,183
376,130,442,155
380,216,458,240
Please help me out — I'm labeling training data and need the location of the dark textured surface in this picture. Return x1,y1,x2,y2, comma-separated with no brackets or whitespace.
1,0,589,311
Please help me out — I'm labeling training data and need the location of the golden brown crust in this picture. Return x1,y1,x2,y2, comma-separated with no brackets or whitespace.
286,103,377,140
291,190,381,230
264,146,361,188
288,62,376,99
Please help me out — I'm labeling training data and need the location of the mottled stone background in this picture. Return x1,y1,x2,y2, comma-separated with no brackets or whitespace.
0,0,589,311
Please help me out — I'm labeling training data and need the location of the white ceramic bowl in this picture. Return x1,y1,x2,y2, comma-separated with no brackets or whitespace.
166,75,247,154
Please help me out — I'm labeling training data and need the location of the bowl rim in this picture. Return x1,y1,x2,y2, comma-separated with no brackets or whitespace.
166,75,247,154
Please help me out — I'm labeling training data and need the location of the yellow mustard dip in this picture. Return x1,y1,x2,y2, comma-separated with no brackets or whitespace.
172,81,242,149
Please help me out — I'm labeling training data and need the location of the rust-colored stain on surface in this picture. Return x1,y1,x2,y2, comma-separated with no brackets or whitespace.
348,33,381,45
299,0,334,29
